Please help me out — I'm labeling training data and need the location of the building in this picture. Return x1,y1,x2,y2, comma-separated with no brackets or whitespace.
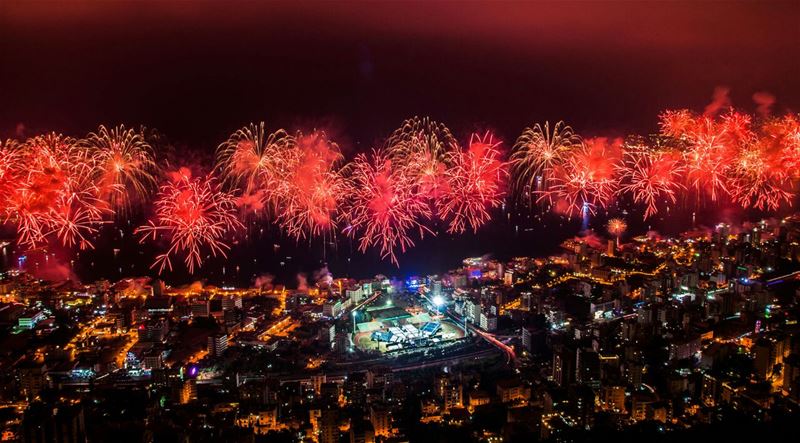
479,312,497,332
208,333,229,357
191,299,210,317
21,402,85,443
504,270,514,286
496,379,530,403
753,336,784,379
576,348,601,388
349,420,375,443
369,403,391,437
180,379,197,404
17,310,46,330
347,285,365,305
552,346,576,387
222,295,243,310
599,386,626,413
320,407,339,443
138,318,169,343
668,336,701,361
323,298,343,318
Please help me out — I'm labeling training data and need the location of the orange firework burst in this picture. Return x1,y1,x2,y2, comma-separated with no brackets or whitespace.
607,217,627,238
81,125,157,212
386,117,456,201
439,131,508,234
511,121,580,204
135,168,242,274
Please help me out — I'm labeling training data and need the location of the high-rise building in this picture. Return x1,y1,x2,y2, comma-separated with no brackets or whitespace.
138,318,169,343
349,419,375,443
479,312,497,332
753,336,783,379
319,406,339,443
552,346,576,387
599,386,626,413
576,348,601,388
208,333,228,357
191,299,210,317
369,403,391,437
180,379,197,404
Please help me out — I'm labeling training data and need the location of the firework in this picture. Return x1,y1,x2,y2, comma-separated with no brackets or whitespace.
4,133,106,250
439,131,507,233
511,121,580,204
541,137,622,217
135,168,242,274
762,114,800,178
278,131,348,240
617,147,684,220
343,151,432,265
727,139,793,211
81,125,157,212
607,217,627,238
215,122,294,214
0,139,22,214
386,117,456,200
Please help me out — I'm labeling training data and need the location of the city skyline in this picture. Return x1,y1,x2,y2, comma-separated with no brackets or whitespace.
2,2,800,442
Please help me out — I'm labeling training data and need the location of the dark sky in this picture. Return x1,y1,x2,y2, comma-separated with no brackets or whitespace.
2,0,798,151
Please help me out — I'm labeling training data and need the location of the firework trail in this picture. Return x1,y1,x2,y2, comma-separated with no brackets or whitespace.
343,150,432,265
135,168,242,274
660,110,739,202
80,125,157,212
768,115,800,177
511,121,580,205
439,131,508,234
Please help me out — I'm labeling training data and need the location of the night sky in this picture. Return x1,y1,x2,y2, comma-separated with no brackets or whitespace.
1,1,799,284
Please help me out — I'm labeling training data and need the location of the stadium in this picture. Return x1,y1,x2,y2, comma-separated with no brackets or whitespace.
352,304,466,353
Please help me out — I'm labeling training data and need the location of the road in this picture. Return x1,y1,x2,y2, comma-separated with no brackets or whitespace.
442,308,517,365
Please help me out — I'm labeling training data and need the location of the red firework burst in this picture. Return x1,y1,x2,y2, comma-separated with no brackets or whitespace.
278,131,348,240
727,138,793,211
4,134,107,250
386,117,456,201
439,131,507,234
541,137,622,217
617,147,684,220
343,151,432,265
215,122,294,215
135,168,242,274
